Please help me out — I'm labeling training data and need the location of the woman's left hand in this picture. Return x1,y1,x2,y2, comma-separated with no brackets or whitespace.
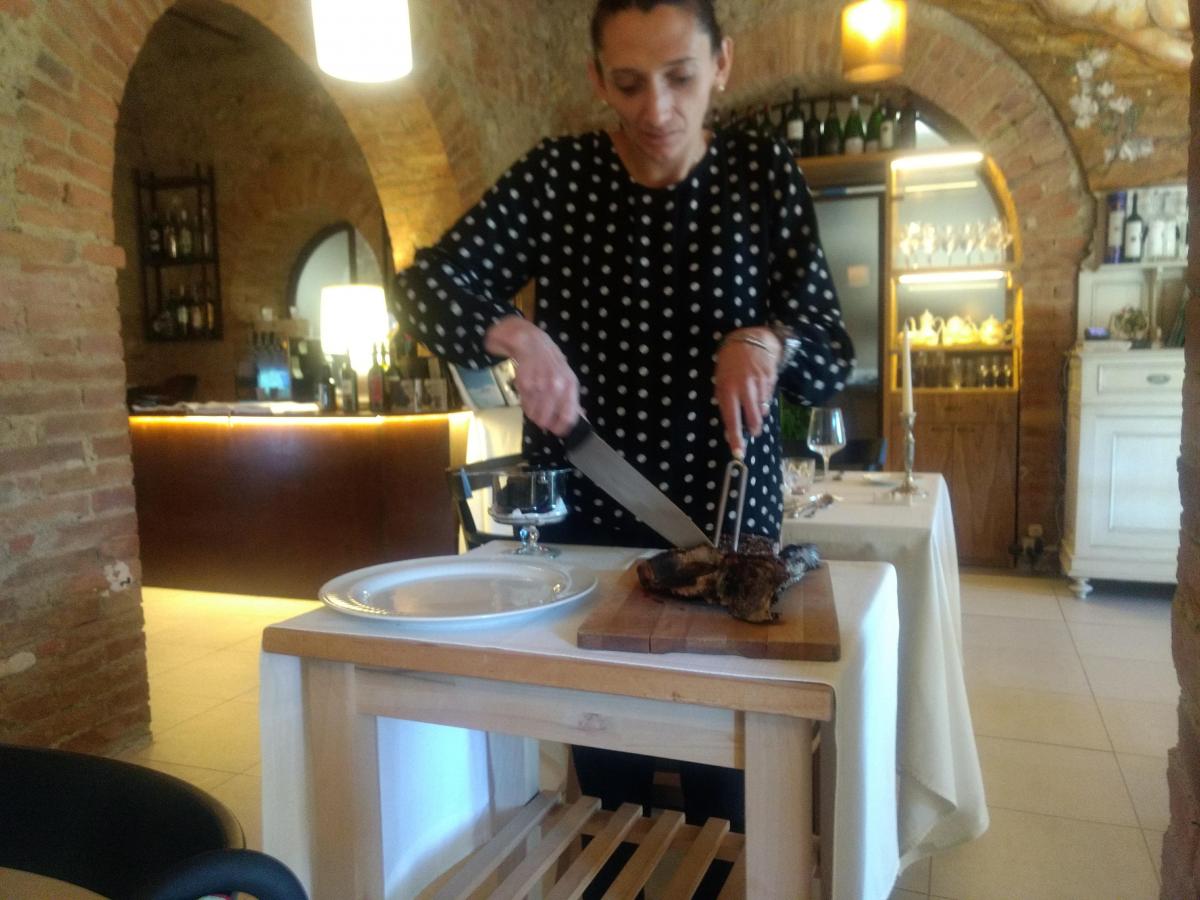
714,326,783,458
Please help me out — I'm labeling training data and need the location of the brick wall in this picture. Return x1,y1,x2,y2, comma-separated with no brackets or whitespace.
1160,5,1200,892
114,8,384,400
0,0,1192,761
0,0,153,754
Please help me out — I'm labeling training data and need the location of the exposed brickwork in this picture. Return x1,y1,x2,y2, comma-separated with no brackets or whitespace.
113,8,385,400
0,0,1193,774
0,0,158,755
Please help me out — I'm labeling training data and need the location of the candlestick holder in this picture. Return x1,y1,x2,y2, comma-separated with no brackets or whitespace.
890,411,927,499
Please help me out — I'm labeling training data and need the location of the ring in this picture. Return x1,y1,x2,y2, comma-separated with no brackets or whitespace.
760,401,771,412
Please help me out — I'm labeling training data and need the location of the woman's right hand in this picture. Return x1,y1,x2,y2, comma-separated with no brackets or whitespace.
484,315,580,436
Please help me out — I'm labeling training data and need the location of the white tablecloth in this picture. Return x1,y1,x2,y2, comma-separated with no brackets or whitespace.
260,548,900,900
782,472,988,866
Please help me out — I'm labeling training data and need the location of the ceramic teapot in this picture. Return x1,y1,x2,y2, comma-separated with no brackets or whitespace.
903,310,944,347
942,315,979,346
977,315,1015,346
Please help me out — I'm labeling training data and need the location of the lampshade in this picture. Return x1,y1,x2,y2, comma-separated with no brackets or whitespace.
320,284,389,373
311,0,413,83
841,0,907,83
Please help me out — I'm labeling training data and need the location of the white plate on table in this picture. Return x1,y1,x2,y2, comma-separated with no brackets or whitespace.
319,555,598,623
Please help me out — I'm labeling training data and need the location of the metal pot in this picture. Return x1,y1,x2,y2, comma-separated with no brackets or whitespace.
487,464,571,526
448,457,571,556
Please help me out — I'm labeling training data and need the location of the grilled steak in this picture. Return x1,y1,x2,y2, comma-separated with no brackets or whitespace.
636,541,822,624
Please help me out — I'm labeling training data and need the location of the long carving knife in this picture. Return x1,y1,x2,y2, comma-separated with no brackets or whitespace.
562,418,710,548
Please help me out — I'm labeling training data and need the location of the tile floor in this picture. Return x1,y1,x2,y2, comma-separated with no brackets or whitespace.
121,573,1176,899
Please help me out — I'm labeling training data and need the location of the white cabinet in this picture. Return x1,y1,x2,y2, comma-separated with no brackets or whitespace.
1060,349,1185,596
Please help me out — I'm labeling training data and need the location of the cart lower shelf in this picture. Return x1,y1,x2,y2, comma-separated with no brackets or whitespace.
419,789,813,899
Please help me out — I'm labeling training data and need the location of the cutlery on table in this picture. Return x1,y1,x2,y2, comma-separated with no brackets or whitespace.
802,493,836,518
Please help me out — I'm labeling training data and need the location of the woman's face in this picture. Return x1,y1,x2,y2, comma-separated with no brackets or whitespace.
590,4,732,168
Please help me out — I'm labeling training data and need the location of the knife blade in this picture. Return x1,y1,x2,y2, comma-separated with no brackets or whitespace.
563,418,710,548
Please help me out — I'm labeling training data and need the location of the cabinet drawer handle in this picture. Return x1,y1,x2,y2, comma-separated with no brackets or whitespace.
1146,374,1171,385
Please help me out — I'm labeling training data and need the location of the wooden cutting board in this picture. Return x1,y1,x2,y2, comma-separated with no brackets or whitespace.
577,564,839,661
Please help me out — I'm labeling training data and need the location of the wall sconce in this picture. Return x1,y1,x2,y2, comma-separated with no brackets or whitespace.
311,0,413,83
842,0,907,83
320,284,390,373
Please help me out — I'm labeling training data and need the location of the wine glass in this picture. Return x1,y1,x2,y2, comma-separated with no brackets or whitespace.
961,222,978,265
940,224,959,266
920,223,938,267
783,458,816,514
806,408,847,482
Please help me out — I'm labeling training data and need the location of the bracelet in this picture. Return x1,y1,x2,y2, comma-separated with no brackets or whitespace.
769,321,801,373
725,334,777,355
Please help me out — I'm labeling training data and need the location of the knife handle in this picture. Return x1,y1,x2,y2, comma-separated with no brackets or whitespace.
562,417,592,451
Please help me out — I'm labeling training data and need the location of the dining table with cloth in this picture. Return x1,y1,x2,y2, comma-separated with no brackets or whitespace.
259,542,900,900
782,470,988,867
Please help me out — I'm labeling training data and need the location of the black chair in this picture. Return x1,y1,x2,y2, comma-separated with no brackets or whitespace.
830,437,888,471
0,742,307,900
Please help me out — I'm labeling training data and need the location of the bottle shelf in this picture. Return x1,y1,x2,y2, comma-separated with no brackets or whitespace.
1096,261,1185,271
147,333,223,343
142,255,219,268
134,164,223,344
904,344,1016,354
893,264,1013,278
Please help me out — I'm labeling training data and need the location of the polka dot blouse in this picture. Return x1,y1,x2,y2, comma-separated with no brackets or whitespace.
398,128,854,543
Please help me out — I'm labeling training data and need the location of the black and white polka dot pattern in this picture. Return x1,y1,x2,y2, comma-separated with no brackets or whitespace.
398,128,854,543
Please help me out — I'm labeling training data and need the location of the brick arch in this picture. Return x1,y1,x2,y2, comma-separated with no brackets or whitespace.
727,0,1090,540
0,0,481,751
172,0,480,267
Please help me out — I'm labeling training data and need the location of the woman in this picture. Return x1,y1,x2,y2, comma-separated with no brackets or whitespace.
400,0,852,550
397,0,852,855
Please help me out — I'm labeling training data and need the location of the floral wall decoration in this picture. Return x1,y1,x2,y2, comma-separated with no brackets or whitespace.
1069,47,1153,165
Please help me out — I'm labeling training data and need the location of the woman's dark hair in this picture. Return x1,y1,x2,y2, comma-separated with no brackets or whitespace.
590,0,724,60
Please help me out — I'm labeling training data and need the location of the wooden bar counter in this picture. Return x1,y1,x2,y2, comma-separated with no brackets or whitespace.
129,412,471,599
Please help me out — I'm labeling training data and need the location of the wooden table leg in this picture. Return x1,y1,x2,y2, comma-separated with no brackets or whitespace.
745,711,813,900
303,659,383,899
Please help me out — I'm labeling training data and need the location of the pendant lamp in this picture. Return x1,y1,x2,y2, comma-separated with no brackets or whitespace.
312,0,413,83
841,0,907,83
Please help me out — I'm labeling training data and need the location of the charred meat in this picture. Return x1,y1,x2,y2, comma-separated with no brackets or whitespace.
636,541,822,624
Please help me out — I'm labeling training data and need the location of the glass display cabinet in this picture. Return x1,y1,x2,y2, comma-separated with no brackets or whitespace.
885,149,1023,566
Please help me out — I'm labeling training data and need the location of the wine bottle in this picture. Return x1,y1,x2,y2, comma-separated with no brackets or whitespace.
317,362,337,411
174,285,189,338
177,208,194,258
147,213,163,258
164,214,178,260
188,282,204,335
820,96,842,156
202,284,216,336
843,95,865,155
340,358,359,413
385,344,406,410
1123,192,1144,263
198,200,213,257
864,93,882,153
367,344,386,413
1104,192,1127,263
802,100,821,158
785,89,805,156
757,104,774,136
879,98,896,150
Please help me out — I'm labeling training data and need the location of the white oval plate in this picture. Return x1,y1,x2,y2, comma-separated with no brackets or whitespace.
319,555,597,623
